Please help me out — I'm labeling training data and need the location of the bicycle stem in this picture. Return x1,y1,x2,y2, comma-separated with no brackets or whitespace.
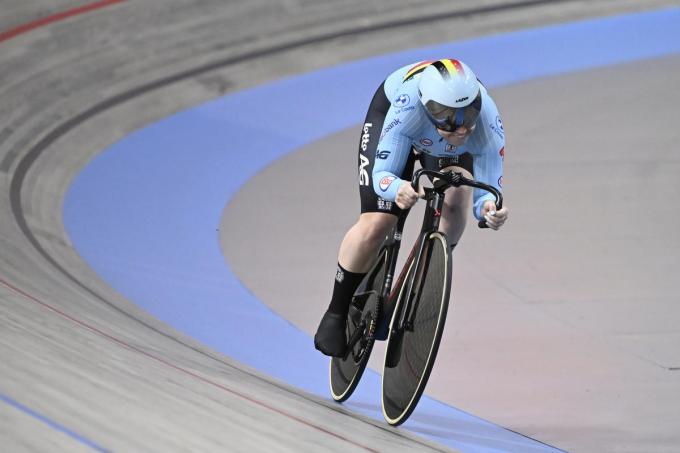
421,188,444,233
411,168,503,229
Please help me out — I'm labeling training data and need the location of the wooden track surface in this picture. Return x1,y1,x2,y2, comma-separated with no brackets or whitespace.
2,1,678,451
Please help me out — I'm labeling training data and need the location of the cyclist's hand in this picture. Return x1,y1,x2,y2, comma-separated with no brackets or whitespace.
482,200,509,230
396,181,419,209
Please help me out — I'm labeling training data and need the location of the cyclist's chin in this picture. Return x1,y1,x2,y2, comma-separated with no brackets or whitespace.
443,134,469,146
436,129,471,147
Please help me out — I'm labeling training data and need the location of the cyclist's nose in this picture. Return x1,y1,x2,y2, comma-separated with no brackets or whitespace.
454,124,474,135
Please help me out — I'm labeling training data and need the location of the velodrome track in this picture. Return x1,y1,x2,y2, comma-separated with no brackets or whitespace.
2,1,679,452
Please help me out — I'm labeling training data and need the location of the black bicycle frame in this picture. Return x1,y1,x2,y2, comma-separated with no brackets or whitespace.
393,169,503,332
397,185,446,331
379,214,407,301
377,179,448,337
373,169,503,339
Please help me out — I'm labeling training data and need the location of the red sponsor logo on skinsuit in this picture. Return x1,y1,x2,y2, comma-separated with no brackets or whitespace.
379,176,396,191
499,146,505,159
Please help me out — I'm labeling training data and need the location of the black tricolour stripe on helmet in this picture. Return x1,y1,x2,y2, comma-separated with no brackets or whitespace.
431,60,452,81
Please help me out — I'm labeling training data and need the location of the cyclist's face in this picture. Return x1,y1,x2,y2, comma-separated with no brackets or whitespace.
437,123,475,146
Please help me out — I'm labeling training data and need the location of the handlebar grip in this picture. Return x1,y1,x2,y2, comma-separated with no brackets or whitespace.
478,199,504,229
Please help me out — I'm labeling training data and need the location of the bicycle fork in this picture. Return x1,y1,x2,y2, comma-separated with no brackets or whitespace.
400,188,445,329
386,188,445,368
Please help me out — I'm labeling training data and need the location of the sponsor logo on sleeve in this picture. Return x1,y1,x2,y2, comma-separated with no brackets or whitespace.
393,94,410,107
490,115,505,139
394,105,415,114
360,122,373,151
499,146,505,160
380,118,402,140
359,154,370,186
420,138,433,146
379,176,397,192
376,150,391,160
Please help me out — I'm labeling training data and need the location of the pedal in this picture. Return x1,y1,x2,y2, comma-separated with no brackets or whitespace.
348,304,362,327
350,291,374,312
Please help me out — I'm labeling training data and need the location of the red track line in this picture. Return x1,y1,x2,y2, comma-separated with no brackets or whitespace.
0,277,379,452
0,0,127,43
3,1,375,450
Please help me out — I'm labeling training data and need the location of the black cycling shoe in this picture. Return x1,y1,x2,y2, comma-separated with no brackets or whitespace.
314,311,347,357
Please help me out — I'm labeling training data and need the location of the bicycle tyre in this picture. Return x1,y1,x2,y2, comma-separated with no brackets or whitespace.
329,247,387,402
381,231,451,425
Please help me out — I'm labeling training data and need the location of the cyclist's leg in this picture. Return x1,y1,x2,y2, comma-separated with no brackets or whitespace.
439,166,472,246
420,153,474,248
333,146,414,306
338,213,396,273
315,81,414,357
315,213,396,356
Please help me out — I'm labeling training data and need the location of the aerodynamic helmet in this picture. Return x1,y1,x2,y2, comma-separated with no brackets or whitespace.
416,59,482,132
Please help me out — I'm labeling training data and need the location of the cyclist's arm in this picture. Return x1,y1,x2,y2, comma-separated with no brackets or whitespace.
471,131,505,221
372,115,418,202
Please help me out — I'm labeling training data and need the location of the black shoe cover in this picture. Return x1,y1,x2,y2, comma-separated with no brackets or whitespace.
314,311,347,357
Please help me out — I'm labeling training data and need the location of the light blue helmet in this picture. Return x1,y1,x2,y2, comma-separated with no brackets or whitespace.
417,59,482,132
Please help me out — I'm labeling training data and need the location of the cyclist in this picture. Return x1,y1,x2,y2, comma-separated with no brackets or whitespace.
314,59,509,357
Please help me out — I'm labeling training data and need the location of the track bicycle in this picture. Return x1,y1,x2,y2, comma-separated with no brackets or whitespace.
328,168,503,426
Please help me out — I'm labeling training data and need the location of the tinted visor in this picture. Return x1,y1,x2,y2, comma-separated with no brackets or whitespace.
423,91,482,132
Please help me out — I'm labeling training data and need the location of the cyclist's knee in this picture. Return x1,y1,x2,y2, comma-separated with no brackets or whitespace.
439,165,472,216
443,186,472,217
355,213,397,245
